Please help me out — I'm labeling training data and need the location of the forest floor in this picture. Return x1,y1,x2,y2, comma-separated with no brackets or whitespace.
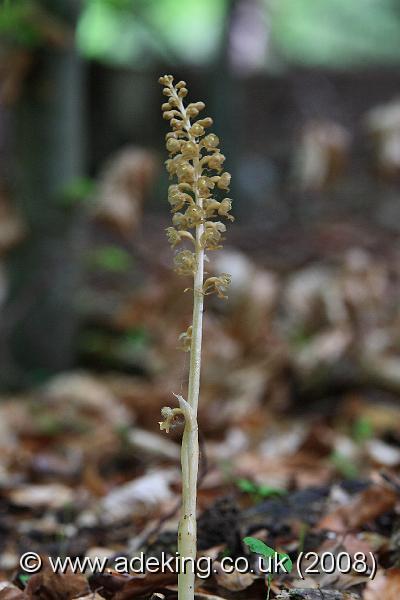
1,219,400,600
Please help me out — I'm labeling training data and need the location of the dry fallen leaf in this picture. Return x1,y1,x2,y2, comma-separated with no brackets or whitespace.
114,574,178,600
276,590,359,600
318,485,397,532
42,371,130,427
213,561,255,591
94,147,157,235
26,568,89,600
9,484,74,510
100,469,177,523
0,583,25,600
366,439,400,466
363,568,400,600
194,595,230,600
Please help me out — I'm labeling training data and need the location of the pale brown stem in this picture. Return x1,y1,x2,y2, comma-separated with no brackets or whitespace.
171,87,204,600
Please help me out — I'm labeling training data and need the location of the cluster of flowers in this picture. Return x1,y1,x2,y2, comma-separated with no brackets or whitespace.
159,74,233,321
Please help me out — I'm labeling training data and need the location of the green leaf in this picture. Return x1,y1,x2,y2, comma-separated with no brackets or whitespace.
243,537,293,573
237,478,257,493
278,552,293,573
60,177,95,206
257,484,287,498
19,574,30,586
0,0,43,47
237,478,286,498
122,328,149,349
243,537,276,559
330,450,359,479
353,416,373,443
89,245,132,273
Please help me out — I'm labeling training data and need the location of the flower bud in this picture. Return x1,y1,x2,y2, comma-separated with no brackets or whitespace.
172,212,189,229
207,152,225,170
178,326,192,352
170,118,182,128
166,227,181,247
159,75,173,86
187,107,199,118
219,198,234,220
203,273,231,298
181,141,198,158
192,102,205,111
203,133,219,149
217,172,231,190
198,177,212,196
204,198,220,217
198,118,213,128
189,123,205,137
177,162,195,183
168,185,191,212
185,205,204,227
174,250,196,276
200,221,226,250
166,138,181,153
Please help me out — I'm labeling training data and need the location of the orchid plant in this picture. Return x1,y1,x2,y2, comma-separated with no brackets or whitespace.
158,74,233,600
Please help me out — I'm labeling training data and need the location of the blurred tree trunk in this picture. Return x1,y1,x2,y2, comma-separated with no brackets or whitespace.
3,0,85,388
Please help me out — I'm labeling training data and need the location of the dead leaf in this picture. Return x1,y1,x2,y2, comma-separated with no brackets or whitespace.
94,147,157,235
318,485,397,532
213,561,255,591
100,469,176,523
26,568,89,600
127,428,180,462
194,595,230,600
276,590,359,600
114,573,178,599
9,484,74,509
366,439,400,466
295,119,350,191
364,568,400,600
89,572,130,599
365,98,400,178
0,583,25,600
309,536,372,590
42,371,130,427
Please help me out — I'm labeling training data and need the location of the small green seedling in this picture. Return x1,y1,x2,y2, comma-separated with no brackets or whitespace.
329,450,359,479
18,574,30,587
237,478,287,502
89,245,132,273
297,522,309,554
243,536,293,600
60,176,95,206
352,416,373,443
